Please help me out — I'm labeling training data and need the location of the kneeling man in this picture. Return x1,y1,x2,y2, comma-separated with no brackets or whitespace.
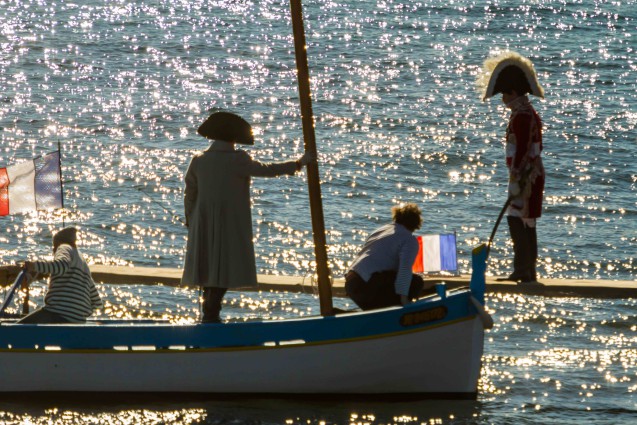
345,203,429,310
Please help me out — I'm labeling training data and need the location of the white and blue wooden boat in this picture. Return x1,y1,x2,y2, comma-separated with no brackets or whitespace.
0,245,490,398
0,2,493,399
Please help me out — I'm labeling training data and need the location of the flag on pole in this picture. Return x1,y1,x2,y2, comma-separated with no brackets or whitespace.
412,233,458,274
0,150,63,216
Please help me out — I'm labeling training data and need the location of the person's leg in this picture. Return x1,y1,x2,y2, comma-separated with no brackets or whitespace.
525,224,538,282
347,271,424,310
201,287,228,323
345,271,374,310
364,271,401,310
408,274,425,300
17,308,71,324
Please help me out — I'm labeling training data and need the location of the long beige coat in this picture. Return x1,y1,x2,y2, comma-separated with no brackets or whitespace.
181,141,297,288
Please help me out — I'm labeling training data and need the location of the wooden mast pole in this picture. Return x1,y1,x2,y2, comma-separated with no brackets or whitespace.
289,0,333,316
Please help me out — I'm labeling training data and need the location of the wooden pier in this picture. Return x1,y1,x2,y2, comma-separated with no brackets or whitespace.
1,265,634,298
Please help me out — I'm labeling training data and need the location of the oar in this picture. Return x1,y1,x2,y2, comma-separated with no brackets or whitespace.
487,170,534,258
0,269,27,317
486,195,513,260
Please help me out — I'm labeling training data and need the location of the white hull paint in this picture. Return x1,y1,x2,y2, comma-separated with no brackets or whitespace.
1,317,483,394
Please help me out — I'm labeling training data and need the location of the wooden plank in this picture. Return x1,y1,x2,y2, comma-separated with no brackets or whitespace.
0,265,634,298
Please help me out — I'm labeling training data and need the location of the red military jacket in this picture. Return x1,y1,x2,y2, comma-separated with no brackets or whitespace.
505,96,545,219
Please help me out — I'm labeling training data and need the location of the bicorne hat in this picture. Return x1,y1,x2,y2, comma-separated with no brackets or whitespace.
478,51,544,101
197,112,255,145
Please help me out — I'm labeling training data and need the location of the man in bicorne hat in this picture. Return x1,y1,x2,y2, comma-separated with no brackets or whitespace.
181,111,313,323
478,51,546,284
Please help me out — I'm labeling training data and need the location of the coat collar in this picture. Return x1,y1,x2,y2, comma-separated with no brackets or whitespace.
206,140,236,152
507,95,531,112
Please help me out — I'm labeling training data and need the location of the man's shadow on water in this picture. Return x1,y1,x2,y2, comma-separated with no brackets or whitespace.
0,393,484,424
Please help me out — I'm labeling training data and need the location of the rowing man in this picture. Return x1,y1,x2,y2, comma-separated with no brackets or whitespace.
17,227,102,324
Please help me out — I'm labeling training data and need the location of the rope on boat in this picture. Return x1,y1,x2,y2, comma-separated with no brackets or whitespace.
299,273,319,296
133,185,186,226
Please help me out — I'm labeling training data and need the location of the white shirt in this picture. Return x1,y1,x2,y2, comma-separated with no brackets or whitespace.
348,223,419,296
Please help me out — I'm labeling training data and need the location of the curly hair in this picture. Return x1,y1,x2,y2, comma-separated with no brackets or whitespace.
391,203,422,232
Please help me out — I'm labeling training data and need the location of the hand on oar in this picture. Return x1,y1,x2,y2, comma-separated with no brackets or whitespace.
15,261,38,284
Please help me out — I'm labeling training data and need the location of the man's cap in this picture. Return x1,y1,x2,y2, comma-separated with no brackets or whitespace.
53,227,77,246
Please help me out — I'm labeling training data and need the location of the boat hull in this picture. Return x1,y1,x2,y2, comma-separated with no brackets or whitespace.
0,239,492,399
0,314,483,395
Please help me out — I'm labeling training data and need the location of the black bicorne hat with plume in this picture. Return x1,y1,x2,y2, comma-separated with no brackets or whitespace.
478,51,544,101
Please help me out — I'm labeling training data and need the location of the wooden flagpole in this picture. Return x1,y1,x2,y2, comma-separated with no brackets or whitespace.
58,140,65,227
289,0,333,316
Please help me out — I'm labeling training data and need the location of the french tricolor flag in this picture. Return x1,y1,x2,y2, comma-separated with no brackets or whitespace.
0,150,63,216
412,233,458,274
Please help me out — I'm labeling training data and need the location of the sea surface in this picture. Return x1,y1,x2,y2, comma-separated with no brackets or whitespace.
0,0,635,423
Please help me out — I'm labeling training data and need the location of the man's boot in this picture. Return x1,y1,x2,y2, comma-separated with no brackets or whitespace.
496,216,530,282
202,287,228,323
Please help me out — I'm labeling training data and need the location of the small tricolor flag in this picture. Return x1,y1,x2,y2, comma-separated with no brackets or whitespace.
0,150,63,216
412,233,458,274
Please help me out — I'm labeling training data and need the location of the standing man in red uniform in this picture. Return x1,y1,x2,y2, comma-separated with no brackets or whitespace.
479,51,546,283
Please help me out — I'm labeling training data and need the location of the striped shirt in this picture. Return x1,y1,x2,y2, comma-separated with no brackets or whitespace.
348,223,419,296
33,244,102,323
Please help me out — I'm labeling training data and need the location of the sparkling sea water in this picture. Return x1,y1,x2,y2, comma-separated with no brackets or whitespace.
0,0,635,423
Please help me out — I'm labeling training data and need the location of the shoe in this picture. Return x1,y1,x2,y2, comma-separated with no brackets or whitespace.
520,272,538,283
495,274,526,282
519,277,542,285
